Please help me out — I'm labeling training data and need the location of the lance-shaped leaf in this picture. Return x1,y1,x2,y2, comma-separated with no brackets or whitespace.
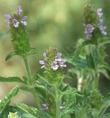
17,103,52,118
103,113,110,118
21,113,37,118
0,76,24,83
16,103,38,116
98,100,110,118
5,51,17,61
0,86,19,114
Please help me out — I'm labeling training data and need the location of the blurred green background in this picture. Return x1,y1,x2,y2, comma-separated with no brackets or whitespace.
0,0,110,103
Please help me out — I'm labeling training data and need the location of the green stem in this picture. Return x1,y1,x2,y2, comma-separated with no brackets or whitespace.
23,55,40,107
23,56,32,84
94,71,99,90
55,86,60,118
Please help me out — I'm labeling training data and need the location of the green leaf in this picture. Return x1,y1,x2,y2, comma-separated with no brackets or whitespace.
103,113,110,118
75,57,88,69
16,103,38,116
98,69,110,79
34,84,46,101
0,76,24,83
86,54,95,69
0,86,19,114
74,38,95,55
19,86,32,92
37,74,51,86
5,51,17,61
21,113,37,118
98,100,110,118
98,38,110,48
28,48,38,55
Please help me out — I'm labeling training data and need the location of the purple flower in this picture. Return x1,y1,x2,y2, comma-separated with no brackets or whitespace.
5,6,28,28
39,60,45,69
85,24,94,39
56,52,62,58
85,24,94,33
21,16,27,26
5,14,11,24
51,53,66,70
98,22,107,35
97,8,107,36
17,6,23,15
97,8,103,18
39,50,67,71
51,61,59,70
59,59,67,68
12,19,19,28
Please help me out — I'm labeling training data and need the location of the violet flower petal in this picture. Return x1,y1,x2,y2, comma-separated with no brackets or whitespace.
17,6,23,15
12,19,19,28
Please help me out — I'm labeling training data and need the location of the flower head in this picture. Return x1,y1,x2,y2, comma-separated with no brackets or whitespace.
39,48,67,71
5,5,27,28
85,24,94,39
84,7,107,38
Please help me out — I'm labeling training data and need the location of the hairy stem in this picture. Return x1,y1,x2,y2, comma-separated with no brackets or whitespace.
94,71,99,90
55,86,61,118
23,55,40,107
23,56,32,84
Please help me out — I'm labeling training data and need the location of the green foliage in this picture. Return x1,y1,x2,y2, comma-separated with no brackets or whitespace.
0,86,19,115
0,76,24,83
10,26,30,56
8,112,21,118
0,2,110,118
16,103,38,116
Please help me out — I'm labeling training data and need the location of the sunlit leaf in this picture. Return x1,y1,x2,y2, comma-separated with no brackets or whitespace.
0,86,19,114
0,76,24,83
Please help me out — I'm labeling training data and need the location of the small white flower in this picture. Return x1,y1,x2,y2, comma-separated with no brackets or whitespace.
51,61,59,70
13,19,19,28
39,60,45,69
21,16,27,26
